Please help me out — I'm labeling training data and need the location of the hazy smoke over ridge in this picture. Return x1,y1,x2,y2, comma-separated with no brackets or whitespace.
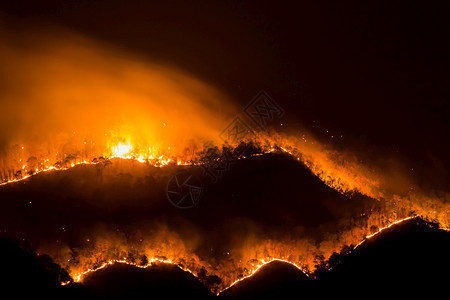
0,21,237,163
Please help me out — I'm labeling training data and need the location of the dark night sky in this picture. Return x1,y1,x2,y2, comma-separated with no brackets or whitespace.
1,0,450,179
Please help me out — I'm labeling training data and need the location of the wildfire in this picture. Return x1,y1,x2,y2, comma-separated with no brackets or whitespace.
0,136,278,186
218,258,309,295
111,142,133,158
0,161,94,187
1,136,449,292
0,140,179,186
66,254,308,295
61,215,449,294
1,23,449,298
70,256,195,284
351,216,417,250
109,141,175,165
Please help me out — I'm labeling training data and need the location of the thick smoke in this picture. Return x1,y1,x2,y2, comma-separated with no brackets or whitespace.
0,21,237,175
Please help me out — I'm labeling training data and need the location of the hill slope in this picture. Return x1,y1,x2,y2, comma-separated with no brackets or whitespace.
219,260,310,299
0,218,448,299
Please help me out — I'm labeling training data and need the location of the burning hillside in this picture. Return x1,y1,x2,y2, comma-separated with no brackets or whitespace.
0,9,449,297
0,148,448,293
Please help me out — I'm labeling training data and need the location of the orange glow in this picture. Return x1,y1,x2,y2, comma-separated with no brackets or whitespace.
218,258,309,295
111,142,133,158
0,25,237,185
61,216,448,294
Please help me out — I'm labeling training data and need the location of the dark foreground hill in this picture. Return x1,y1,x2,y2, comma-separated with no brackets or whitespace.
220,218,450,299
0,218,448,299
218,260,310,299
0,238,214,300
0,239,69,299
316,218,450,298
80,263,216,300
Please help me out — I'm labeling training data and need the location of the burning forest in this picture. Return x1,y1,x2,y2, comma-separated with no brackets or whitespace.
0,2,449,299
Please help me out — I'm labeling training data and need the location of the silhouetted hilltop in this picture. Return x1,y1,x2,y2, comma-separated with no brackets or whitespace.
219,260,310,299
317,218,450,297
0,239,70,299
218,218,450,299
80,262,215,300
